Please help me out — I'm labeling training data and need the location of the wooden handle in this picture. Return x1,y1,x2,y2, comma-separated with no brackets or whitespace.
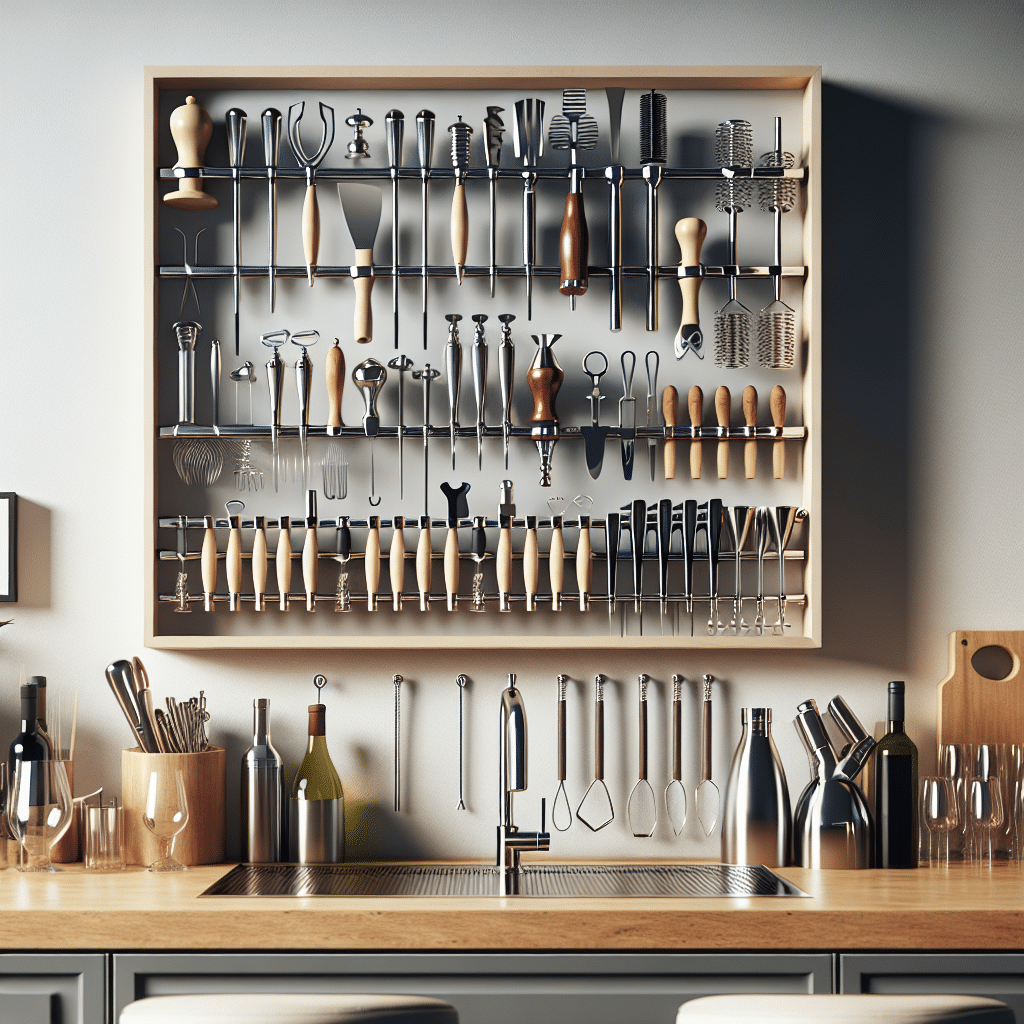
558,192,589,296
352,248,374,343
389,524,405,610
226,525,242,599
675,217,707,333
201,527,217,595
451,183,468,279
302,528,318,609
771,384,787,479
716,385,731,480
364,525,381,601
276,527,292,597
251,527,268,599
528,365,563,423
576,525,592,608
662,385,678,480
325,341,345,428
523,527,539,609
496,526,512,598
164,96,218,210
302,183,320,282
444,527,460,605
416,524,432,600
549,525,565,599
688,384,703,479
743,384,758,480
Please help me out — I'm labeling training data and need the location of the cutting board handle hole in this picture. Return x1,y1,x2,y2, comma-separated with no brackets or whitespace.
970,645,1015,681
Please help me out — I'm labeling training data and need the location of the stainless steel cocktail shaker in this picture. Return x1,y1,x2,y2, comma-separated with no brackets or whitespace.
240,698,286,863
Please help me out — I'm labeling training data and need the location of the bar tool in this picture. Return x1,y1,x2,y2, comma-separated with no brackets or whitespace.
302,490,318,612
498,314,515,469
512,98,544,318
662,385,678,479
225,107,246,355
604,512,621,624
715,386,731,479
416,109,435,349
645,351,659,481
440,481,470,611
497,481,515,612
252,516,268,611
656,498,674,632
364,516,381,610
666,674,687,835
276,516,292,611
618,350,636,480
171,324,223,484
576,515,592,612
758,117,798,369
576,674,614,831
389,515,405,612
456,674,469,810
200,515,217,612
449,116,473,284
673,218,707,359
772,506,806,633
688,384,703,479
321,443,348,500
337,183,382,344
549,89,598,309
385,109,404,346
580,350,611,479
552,675,572,831
622,498,648,622
742,385,758,478
470,315,488,469
286,100,336,286
174,514,192,613
753,506,772,635
292,329,319,493
468,515,488,612
415,514,432,612
725,505,753,634
230,360,256,425
261,107,282,312
605,86,625,329
387,354,414,499
333,516,352,613
696,674,720,836
393,675,402,812
520,515,538,612
678,499,698,636
627,674,657,837
353,358,388,506
164,96,217,210
412,363,441,515
828,694,876,783
771,384,787,478
174,227,204,316
345,108,372,158
262,328,288,492
549,515,565,611
482,106,505,297
528,334,563,487
640,89,667,330
236,441,263,494
241,698,286,863
225,498,244,612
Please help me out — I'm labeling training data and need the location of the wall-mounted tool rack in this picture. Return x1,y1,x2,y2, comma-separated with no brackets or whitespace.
145,66,821,650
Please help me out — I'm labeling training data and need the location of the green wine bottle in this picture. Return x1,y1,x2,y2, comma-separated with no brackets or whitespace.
292,703,345,801
874,680,919,868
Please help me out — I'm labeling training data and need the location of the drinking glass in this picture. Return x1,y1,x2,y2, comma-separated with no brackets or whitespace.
937,742,969,862
968,775,1005,869
143,768,189,872
7,759,73,872
85,803,125,872
921,775,959,868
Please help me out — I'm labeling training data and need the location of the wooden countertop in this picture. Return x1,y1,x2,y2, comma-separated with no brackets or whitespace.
5,863,1022,952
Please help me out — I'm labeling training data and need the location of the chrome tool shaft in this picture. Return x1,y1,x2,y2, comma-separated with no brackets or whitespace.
226,108,247,356
261,108,282,313
385,110,405,348
416,110,435,349
512,99,544,319
483,107,505,297
497,314,515,469
387,355,414,500
444,314,463,470
412,363,440,516
471,315,488,470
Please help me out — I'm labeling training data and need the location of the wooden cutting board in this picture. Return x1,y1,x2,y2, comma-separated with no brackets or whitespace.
936,629,1024,745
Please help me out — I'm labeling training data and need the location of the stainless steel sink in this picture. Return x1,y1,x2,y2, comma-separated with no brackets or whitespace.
201,862,808,898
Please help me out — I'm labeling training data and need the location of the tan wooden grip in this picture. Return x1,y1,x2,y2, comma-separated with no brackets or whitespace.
662,385,678,479
325,342,345,428
351,248,374,343
416,525,432,597
302,184,320,282
451,183,468,278
689,384,703,479
576,526,592,598
164,96,218,211
496,526,512,595
528,365,563,423
201,527,217,594
275,530,292,596
675,218,707,330
771,384,787,479
251,528,268,597
303,528,319,601
595,701,605,780
364,527,380,596
444,528,460,600
389,527,405,608
716,385,731,480
524,528,539,605
743,384,757,480
226,527,242,596
558,192,589,296
549,526,565,597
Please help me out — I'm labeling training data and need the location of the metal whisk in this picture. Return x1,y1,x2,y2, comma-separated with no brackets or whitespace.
757,116,798,369
714,120,753,369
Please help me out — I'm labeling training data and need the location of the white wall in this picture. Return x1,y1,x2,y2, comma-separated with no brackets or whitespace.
1,0,1021,861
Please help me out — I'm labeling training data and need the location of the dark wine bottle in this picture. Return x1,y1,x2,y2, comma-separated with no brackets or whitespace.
9,684,51,784
31,675,55,758
874,680,919,868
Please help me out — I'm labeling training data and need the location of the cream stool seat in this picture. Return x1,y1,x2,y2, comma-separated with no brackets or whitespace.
120,993,459,1024
677,994,1015,1024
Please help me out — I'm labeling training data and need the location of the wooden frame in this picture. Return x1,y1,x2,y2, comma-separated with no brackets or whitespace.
0,492,16,603
145,66,821,650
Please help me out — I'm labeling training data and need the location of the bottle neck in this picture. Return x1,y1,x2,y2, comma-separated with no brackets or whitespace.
21,695,38,734
307,704,327,740
306,734,330,756
886,719,906,734
253,701,271,745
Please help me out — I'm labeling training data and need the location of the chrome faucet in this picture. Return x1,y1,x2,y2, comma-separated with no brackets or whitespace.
497,673,550,887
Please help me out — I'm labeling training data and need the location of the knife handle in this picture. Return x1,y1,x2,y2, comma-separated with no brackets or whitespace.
451,182,468,279
226,520,242,610
716,385,731,480
576,516,592,611
276,517,292,610
743,384,758,479
365,518,381,610
497,524,512,611
549,521,565,610
688,385,703,479
662,385,678,480
302,183,320,284
528,363,562,423
675,217,707,334
303,524,319,612
353,248,374,344
523,522,539,611
771,384,786,479
252,520,268,611
390,517,405,612
326,340,346,430
559,191,589,296
444,526,460,611
416,519,432,611
201,517,217,611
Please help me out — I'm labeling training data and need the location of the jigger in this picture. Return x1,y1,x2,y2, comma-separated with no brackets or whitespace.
173,321,201,424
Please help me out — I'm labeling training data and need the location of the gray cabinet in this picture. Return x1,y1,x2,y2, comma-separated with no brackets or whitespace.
840,954,1024,1021
114,952,832,1024
0,953,107,1024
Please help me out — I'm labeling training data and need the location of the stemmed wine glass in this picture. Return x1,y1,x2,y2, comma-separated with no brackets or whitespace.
7,759,73,872
144,769,190,872
968,775,1005,868
921,775,959,868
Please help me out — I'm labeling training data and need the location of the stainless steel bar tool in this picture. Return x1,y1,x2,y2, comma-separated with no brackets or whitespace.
640,89,667,331
696,499,724,635
174,320,201,424
580,351,610,479
771,506,806,634
333,516,352,612
302,490,318,612
174,227,204,316
470,315,488,470
552,675,572,831
725,505,753,634
512,99,544,319
261,107,282,312
456,674,469,810
385,109,404,347
344,107,372,159
468,515,488,612
444,314,463,470
622,498,648,620
497,481,515,612
416,110,435,349
576,674,614,831
225,107,246,356
393,674,402,811
483,107,505,297
387,355,414,500
286,101,336,287
412,363,440,515
679,499,697,636
753,506,773,635
618,350,636,480
449,116,473,284
656,498,674,632
696,674,720,837
210,337,222,428
292,329,319,493
497,314,515,469
605,87,625,330
666,674,687,835
604,511,621,624
528,334,563,487
645,350,659,481
353,358,388,507
262,329,288,492
627,673,657,837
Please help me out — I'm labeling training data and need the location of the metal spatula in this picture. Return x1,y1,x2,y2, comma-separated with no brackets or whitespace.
577,674,614,831
627,674,657,837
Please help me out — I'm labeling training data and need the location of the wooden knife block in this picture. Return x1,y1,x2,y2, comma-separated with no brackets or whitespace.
122,747,225,866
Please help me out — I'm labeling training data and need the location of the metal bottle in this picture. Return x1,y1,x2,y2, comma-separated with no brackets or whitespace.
240,698,286,863
721,708,791,867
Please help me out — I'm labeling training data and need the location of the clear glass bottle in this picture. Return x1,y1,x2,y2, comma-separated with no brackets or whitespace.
240,698,286,863
874,680,919,868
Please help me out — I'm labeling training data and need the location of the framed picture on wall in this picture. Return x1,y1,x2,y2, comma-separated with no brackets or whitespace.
0,493,16,602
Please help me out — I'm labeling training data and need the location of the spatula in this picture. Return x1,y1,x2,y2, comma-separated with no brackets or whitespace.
337,183,382,344
577,674,614,831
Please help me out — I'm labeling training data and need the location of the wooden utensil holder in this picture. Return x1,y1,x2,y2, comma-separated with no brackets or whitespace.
122,746,225,866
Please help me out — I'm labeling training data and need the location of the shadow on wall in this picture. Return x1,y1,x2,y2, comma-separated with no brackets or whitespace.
820,84,914,670
10,498,51,610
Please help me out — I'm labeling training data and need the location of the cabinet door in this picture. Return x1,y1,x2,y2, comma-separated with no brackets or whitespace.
0,953,108,1024
114,952,831,1024
840,954,1024,1021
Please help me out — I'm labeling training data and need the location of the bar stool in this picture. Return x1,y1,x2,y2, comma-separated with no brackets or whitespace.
120,993,459,1024
677,994,1015,1024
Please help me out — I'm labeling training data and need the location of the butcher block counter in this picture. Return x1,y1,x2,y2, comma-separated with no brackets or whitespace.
3,862,1022,951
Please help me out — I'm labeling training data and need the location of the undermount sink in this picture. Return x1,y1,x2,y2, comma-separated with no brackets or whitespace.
201,862,808,899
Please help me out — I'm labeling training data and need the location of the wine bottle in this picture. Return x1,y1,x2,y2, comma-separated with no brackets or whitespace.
290,701,345,864
31,676,55,758
241,698,286,863
874,680,919,868
9,684,51,777
292,703,344,801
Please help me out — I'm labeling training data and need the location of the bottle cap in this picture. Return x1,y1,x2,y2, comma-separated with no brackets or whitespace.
31,675,46,687
21,684,37,700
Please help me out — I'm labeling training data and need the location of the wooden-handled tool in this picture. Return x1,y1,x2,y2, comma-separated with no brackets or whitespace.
576,515,592,611
287,101,335,287
338,184,382,343
771,384,786,479
276,517,292,611
325,340,345,434
549,516,565,611
673,218,707,359
715,385,731,479
497,520,513,614
444,525,460,611
743,385,758,479
662,385,678,480
416,516,432,612
302,497,318,613
164,96,218,211
688,384,703,479
528,334,564,486
365,516,381,611
201,516,217,612
389,516,405,612
226,511,243,612
252,517,268,611
524,516,539,612
449,117,472,284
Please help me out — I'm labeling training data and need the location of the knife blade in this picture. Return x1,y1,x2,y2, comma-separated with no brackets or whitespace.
618,350,636,480
580,350,610,479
